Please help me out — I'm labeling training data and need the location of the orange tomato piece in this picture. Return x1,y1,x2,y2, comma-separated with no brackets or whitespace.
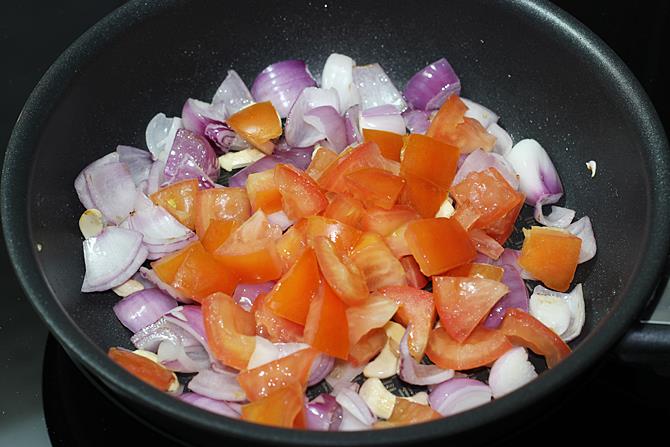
303,282,350,360
150,242,198,284
426,326,513,370
246,170,283,214
485,195,524,245
518,226,582,292
350,232,407,291
200,219,237,253
399,256,429,289
172,242,238,300
304,215,362,255
446,263,505,282
275,163,328,220
252,294,304,343
374,399,441,428
379,286,436,361
306,146,339,180
433,276,509,343
405,218,476,276
452,205,481,231
323,194,366,227
401,174,448,218
108,348,175,391
358,206,420,237
241,382,306,428
499,308,571,368
362,128,405,162
150,179,198,229
275,226,307,273
226,101,282,154
194,187,251,238
450,168,524,231
427,95,495,153
384,222,412,258
202,292,256,370
237,347,319,401
400,133,460,190
318,142,387,193
469,228,505,260
348,327,388,366
313,236,369,305
346,293,399,345
265,248,321,325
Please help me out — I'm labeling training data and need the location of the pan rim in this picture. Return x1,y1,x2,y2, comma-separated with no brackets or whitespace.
3,0,670,444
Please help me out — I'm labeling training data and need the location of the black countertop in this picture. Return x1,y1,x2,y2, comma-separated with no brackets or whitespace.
1,1,670,445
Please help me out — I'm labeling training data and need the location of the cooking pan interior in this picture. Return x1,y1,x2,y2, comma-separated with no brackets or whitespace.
4,0,669,445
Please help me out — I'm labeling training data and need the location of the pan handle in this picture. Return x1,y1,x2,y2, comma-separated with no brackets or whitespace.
615,256,670,376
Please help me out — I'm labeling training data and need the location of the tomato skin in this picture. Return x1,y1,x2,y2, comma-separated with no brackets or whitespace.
405,218,476,276
275,226,307,273
237,347,319,401
172,241,238,300
379,286,436,361
358,206,420,237
446,263,505,281
265,248,321,325
485,195,524,245
427,95,495,153
226,101,282,154
345,168,406,210
241,382,306,428
318,142,387,193
362,128,405,162
399,256,429,289
108,348,174,391
374,399,441,428
500,308,571,368
323,194,366,228
518,226,582,292
202,292,256,370
346,293,398,346
469,229,505,260
246,170,283,214
303,282,350,360
150,179,198,229
306,146,339,180
425,326,513,370
252,294,304,343
200,219,237,253
313,236,369,305
433,276,509,343
305,216,362,255
350,232,408,291
400,133,460,190
194,187,251,238
151,242,198,284
401,174,448,218
384,222,412,258
275,163,328,220
348,327,387,366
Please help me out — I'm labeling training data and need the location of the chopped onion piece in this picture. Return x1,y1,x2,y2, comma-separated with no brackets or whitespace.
462,98,499,129
484,263,530,329
113,288,177,333
335,387,376,426
232,282,275,311
453,148,520,190
566,216,597,263
531,284,585,341
246,337,310,370
504,139,563,206
227,146,313,188
487,123,514,157
321,53,361,113
84,160,137,224
178,392,240,418
398,327,454,385
359,105,406,136
326,360,364,392
534,197,575,228
429,378,492,416
146,113,183,162
116,145,153,191
158,339,210,373
304,105,347,152
188,368,247,401
306,393,343,431
344,105,363,146
75,152,119,210
308,355,336,386
285,87,341,148
211,70,254,118
181,98,225,136
251,60,317,118
338,408,372,431
402,109,430,135
488,347,538,398
529,292,571,336
352,63,406,111
164,129,220,185
403,58,460,111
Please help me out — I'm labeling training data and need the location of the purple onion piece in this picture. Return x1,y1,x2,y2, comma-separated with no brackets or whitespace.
113,288,177,333
284,87,341,148
75,152,120,210
403,58,460,111
163,154,218,190
402,109,430,135
188,368,247,401
130,316,199,352
483,264,530,329
304,105,347,153
504,139,562,206
116,145,153,190
325,360,365,392
344,105,363,146
429,378,492,416
164,129,220,185
232,282,275,311
308,355,335,386
158,339,210,373
305,394,343,431
181,98,225,136
321,53,360,113
566,216,596,263
204,122,238,155
145,113,183,162
251,60,317,118
84,161,137,224
398,326,454,385
228,146,314,188
123,193,194,247
353,63,406,111
534,196,575,228
488,123,514,157
178,392,240,418
334,388,376,426
359,104,406,136
461,98,499,129
211,70,254,118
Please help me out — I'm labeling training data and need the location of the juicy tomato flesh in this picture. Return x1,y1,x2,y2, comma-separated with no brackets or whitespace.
252,293,304,343
401,174,448,218
426,326,513,370
226,101,282,154
305,216,362,256
194,187,251,238
345,168,406,210
374,399,441,428
241,382,306,428
345,293,398,346
405,218,476,276
149,179,198,230
358,206,420,237
348,327,387,366
427,95,495,153
318,142,388,193
446,262,505,281
323,193,366,228
246,170,283,214
275,163,328,221
303,282,350,360
350,232,408,291
363,128,405,162
108,348,174,391
172,241,238,301
400,133,460,190
306,146,339,180
200,219,238,253
313,236,369,306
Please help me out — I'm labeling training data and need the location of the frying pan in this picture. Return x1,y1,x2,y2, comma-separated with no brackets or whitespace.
2,0,669,445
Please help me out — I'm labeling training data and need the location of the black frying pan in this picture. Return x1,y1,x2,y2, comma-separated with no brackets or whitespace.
2,0,670,445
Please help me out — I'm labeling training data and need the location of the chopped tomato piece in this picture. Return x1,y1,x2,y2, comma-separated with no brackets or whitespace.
202,292,256,370
306,146,339,180
450,168,524,231
358,206,420,237
200,219,237,253
469,228,505,260
427,95,495,153
379,286,435,361
485,196,524,245
246,170,283,214
275,163,328,220
323,194,366,228
518,226,581,292
313,236,369,305
446,263,505,282
318,142,387,193
150,242,198,284
452,205,480,231
304,215,362,255
172,242,238,300
374,399,440,428
303,282,350,360
345,168,406,210
194,187,251,238
238,347,319,401
499,308,571,368
350,232,407,291
433,276,509,343
348,327,387,366
401,174,448,218
384,222,412,258
226,101,282,154
265,248,321,325
275,226,307,273
405,218,476,275
399,256,429,289
346,293,398,345
241,382,306,428
149,179,198,229
108,348,174,391
363,128,405,162
426,326,512,370
252,294,304,343
400,133,460,190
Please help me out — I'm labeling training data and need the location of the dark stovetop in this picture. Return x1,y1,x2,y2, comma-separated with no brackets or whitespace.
2,1,670,446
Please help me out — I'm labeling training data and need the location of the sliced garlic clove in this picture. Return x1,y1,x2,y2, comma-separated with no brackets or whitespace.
363,341,399,379
133,349,180,393
400,391,429,406
112,279,144,297
435,196,455,218
79,208,105,239
218,148,265,171
358,377,396,420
